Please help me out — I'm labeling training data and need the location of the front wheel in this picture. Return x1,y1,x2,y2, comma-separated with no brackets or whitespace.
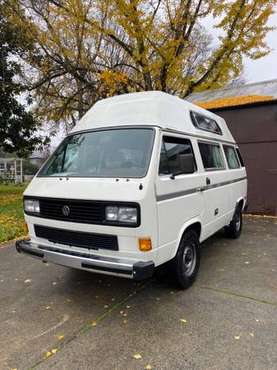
225,207,242,239
172,230,200,289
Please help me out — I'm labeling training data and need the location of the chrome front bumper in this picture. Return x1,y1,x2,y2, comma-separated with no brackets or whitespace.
15,240,154,281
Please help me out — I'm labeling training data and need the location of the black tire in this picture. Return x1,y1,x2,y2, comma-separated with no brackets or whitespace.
172,230,200,290
224,207,242,239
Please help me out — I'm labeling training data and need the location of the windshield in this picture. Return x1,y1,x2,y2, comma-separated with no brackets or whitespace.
38,128,155,178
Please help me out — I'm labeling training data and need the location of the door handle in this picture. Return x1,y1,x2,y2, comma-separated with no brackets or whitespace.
206,177,211,185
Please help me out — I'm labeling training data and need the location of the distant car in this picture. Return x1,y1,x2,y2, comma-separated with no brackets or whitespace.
16,92,247,289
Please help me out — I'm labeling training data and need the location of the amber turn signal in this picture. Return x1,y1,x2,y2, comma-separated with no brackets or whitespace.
139,238,152,252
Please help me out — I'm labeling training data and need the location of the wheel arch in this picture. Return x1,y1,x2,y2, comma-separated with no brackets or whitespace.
236,197,246,212
173,218,202,258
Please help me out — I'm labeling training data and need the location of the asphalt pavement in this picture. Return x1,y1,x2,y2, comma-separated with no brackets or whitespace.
0,216,276,370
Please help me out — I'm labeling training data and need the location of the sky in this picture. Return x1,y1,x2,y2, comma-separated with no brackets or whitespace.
202,11,277,84
244,12,277,83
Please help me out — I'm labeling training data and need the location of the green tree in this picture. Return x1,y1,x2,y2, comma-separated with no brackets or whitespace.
0,1,49,157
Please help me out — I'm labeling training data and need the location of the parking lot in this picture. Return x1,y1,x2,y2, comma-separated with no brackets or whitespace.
0,216,276,370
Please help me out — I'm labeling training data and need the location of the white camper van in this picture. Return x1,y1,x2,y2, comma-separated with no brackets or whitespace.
16,92,247,289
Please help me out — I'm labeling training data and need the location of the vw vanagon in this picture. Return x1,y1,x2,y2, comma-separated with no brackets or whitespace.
16,92,247,289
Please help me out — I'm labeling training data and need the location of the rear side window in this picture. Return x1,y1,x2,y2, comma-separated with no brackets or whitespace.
223,145,240,169
236,148,245,167
159,136,196,176
198,142,225,170
190,111,222,135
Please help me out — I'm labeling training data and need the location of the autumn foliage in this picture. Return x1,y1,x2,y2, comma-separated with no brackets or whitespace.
4,0,277,128
195,95,274,109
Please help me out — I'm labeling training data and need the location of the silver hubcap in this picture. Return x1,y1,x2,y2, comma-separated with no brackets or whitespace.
182,243,196,277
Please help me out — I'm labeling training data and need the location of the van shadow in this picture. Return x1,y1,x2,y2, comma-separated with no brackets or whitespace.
58,229,231,305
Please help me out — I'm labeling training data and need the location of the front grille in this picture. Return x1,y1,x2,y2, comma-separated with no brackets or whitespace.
34,225,118,251
38,198,105,224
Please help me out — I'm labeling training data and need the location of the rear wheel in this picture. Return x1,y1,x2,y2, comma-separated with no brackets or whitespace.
172,230,200,289
225,206,242,239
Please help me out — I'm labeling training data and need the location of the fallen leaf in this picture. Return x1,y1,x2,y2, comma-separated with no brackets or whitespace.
51,348,58,354
52,282,57,286
123,313,127,317
234,335,240,340
91,321,97,327
104,305,109,309
145,365,152,370
133,353,142,360
24,279,32,283
57,335,64,340
45,351,52,358
249,333,254,337
180,319,187,324
255,319,260,322
45,306,51,310
126,305,131,309
120,310,124,315
244,261,250,265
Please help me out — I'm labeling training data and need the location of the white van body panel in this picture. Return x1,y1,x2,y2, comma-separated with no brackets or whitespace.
19,91,247,280
71,91,235,143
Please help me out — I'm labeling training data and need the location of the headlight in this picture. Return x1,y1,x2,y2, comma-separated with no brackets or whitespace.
105,206,137,224
24,199,40,213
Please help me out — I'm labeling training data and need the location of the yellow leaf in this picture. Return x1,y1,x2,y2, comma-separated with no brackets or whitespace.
58,335,64,340
145,365,152,370
180,319,187,324
91,321,97,327
51,348,58,354
133,353,142,360
45,351,52,358
234,335,240,340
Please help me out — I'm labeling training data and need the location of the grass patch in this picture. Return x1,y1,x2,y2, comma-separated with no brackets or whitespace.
0,183,27,243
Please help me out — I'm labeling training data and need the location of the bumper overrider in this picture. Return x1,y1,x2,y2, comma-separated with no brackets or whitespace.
15,239,155,281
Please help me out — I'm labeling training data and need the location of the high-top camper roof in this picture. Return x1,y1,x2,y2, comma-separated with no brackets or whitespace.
71,91,235,143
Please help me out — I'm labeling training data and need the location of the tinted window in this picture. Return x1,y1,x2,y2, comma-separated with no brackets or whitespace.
190,111,222,135
236,148,245,167
39,128,154,178
223,145,240,169
159,136,196,175
198,142,225,170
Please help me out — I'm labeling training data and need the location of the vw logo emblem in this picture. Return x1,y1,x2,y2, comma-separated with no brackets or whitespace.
62,205,70,216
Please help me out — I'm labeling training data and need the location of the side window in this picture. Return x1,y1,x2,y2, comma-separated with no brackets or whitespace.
198,142,225,170
190,111,222,135
235,148,245,167
159,136,196,176
223,145,240,169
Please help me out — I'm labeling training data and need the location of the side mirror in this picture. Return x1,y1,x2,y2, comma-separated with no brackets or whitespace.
179,153,195,174
171,153,195,179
